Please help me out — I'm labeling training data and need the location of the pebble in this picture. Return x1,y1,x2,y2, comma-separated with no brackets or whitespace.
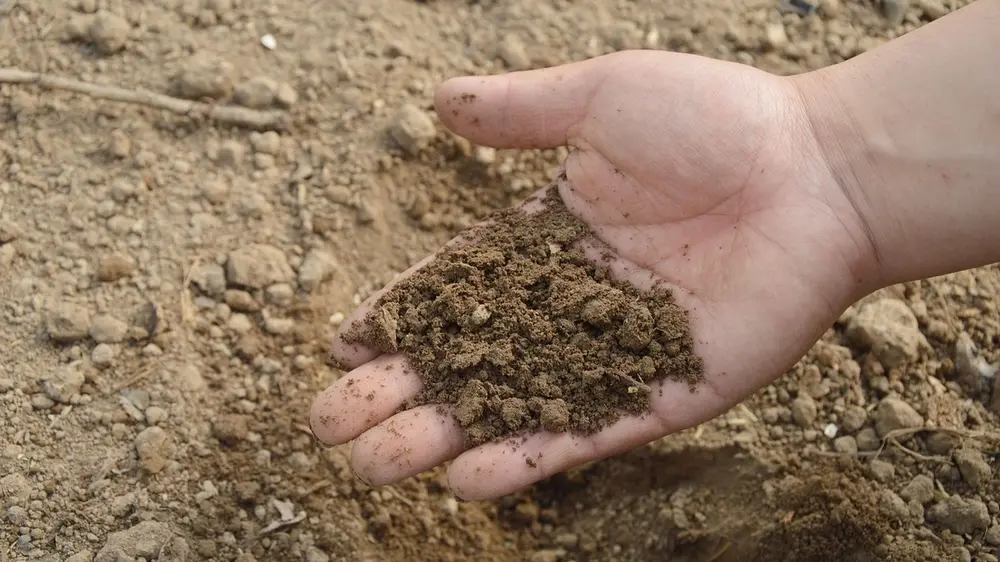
928,495,990,535
305,546,330,562
145,406,168,425
234,76,278,109
833,435,857,454
265,283,294,306
250,131,281,155
213,414,249,445
497,34,531,69
900,474,934,504
66,551,93,562
986,524,1000,546
390,104,436,156
92,343,114,367
226,244,294,289
263,316,294,335
191,263,227,298
918,0,948,19
868,459,895,482
953,447,992,489
45,302,92,343
298,249,337,291
42,366,85,403
216,140,245,167
88,10,130,54
134,426,174,474
874,397,923,437
108,129,131,158
174,364,205,392
763,23,789,50
275,83,298,108
0,218,23,243
881,0,909,26
0,244,16,266
226,290,260,312
31,394,55,410
171,56,235,100
847,298,927,369
94,520,173,562
90,314,128,343
96,253,133,282
841,406,867,433
227,313,253,333
790,395,817,427
0,473,31,508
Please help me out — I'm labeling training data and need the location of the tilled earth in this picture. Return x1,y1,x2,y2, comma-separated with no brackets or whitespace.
1,0,998,561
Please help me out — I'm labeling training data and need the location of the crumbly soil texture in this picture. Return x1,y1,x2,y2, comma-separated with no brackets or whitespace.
343,183,703,446
3,1,1000,562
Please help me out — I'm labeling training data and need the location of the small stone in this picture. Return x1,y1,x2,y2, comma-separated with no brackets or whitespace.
497,34,531,70
225,290,260,312
900,474,934,505
172,55,235,100
847,298,927,369
94,520,172,562
0,219,23,243
0,244,16,266
265,283,294,307
202,179,229,203
92,343,114,367
253,153,275,170
841,406,867,433
763,23,789,50
881,0,910,26
145,406,168,425
108,129,131,158
31,394,55,409
213,414,249,445
191,263,227,298
305,546,329,562
530,549,566,562
833,435,858,454
66,551,93,562
45,303,92,343
88,10,130,54
869,459,895,482
90,314,129,343
953,448,992,489
298,249,337,291
275,83,298,108
250,131,281,155
928,495,990,535
41,366,84,403
96,253,134,282
226,244,294,289
390,104,436,156
926,431,957,455
985,524,1000,546
175,364,205,392
263,316,294,335
790,395,817,427
874,397,923,437
918,0,948,19
216,140,245,167
233,76,278,109
134,427,174,474
879,489,910,520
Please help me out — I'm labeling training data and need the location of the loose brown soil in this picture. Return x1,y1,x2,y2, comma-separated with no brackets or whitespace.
2,1,998,562
342,183,703,446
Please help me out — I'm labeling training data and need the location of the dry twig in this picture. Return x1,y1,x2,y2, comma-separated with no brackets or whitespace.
0,67,290,131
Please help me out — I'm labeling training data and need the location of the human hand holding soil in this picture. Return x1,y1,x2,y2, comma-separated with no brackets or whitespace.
312,0,1000,501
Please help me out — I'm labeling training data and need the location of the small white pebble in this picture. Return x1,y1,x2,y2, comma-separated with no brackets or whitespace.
329,312,345,326
260,34,277,50
823,423,839,439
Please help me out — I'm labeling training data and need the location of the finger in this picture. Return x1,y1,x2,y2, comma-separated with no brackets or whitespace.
309,354,422,445
330,254,437,370
351,404,466,487
434,53,622,149
447,408,668,501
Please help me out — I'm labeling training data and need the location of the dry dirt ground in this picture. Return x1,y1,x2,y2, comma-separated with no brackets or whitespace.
2,0,999,561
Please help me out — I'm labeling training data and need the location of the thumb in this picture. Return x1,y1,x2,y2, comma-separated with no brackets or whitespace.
434,54,616,150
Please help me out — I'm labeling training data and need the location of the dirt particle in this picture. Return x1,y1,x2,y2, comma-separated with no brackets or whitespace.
134,426,174,474
234,76,279,109
953,447,991,489
900,474,935,505
874,397,923,437
344,184,702,446
390,104,437,156
87,10,130,55
171,55,236,100
45,302,92,343
226,244,294,289
927,495,990,535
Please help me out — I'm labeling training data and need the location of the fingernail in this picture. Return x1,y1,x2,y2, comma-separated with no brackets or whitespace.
351,465,374,488
308,415,336,449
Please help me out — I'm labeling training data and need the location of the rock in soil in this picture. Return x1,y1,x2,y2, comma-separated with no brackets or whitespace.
341,179,704,446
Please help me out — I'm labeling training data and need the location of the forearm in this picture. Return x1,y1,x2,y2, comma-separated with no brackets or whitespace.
792,0,1000,290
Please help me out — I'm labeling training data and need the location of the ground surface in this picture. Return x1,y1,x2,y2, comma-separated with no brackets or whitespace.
1,0,998,561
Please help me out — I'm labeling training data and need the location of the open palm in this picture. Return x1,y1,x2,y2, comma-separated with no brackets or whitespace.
311,51,876,500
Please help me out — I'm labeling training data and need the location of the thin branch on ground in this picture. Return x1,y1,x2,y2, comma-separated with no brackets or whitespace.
0,67,291,131
810,426,991,463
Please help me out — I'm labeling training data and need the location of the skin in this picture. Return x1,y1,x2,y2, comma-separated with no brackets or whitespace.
311,0,1000,501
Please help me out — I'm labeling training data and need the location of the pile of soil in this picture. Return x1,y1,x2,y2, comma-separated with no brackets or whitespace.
343,180,704,445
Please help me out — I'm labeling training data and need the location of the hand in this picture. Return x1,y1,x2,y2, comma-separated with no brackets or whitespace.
310,50,877,500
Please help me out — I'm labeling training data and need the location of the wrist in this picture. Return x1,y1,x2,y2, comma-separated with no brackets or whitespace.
786,70,890,299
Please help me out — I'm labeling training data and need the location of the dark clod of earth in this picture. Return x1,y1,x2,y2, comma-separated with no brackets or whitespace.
342,178,705,446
